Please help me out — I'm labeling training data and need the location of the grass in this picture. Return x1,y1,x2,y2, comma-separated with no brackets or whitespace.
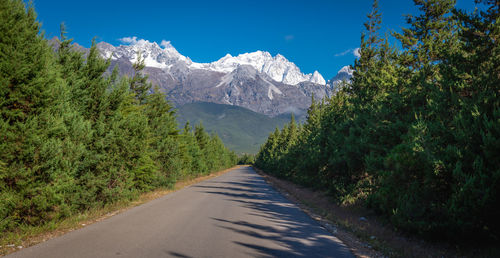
0,165,244,256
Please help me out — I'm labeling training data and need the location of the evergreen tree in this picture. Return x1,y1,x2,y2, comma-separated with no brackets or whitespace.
0,0,237,234
181,122,207,176
1,0,83,229
129,52,152,104
144,87,181,184
255,0,499,241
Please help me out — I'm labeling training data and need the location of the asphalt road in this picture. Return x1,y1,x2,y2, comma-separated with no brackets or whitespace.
7,166,353,258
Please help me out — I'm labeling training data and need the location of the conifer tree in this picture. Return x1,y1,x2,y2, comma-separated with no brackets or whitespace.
144,87,181,180
0,0,237,233
1,0,82,229
181,122,207,176
254,0,499,242
130,52,152,104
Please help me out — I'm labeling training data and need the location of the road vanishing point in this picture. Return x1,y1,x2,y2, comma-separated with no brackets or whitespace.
7,166,353,258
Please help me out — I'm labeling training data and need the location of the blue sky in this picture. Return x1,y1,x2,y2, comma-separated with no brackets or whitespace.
33,0,479,80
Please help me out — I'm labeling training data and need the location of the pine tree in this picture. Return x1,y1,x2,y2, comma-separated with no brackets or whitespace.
253,0,498,242
441,0,500,239
182,122,207,176
144,86,181,181
0,0,237,233
1,0,84,229
129,51,152,104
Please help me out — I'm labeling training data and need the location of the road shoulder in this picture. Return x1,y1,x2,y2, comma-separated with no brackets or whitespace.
253,167,382,257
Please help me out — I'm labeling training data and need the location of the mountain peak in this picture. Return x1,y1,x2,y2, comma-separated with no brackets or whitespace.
160,40,175,49
327,66,354,90
97,38,328,86
97,38,191,69
338,65,354,76
309,70,326,85
274,53,286,60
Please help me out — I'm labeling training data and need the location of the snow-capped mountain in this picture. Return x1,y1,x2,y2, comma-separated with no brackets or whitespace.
193,51,326,85
97,39,325,86
327,65,354,90
78,38,352,116
99,40,192,69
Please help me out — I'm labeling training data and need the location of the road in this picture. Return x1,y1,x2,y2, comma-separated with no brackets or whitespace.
7,166,353,258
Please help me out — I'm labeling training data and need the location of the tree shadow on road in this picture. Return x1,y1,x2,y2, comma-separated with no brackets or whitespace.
193,167,352,257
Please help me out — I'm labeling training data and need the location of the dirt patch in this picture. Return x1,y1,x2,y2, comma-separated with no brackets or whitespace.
253,167,483,258
1,165,243,257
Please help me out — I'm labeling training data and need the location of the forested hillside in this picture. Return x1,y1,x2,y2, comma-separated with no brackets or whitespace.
176,102,295,154
0,0,236,233
256,0,499,242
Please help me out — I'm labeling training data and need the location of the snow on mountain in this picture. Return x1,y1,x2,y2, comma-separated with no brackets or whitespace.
97,39,325,86
49,37,349,116
337,65,354,77
198,51,325,85
88,38,355,116
327,65,354,89
268,84,283,100
309,71,326,85
98,39,191,69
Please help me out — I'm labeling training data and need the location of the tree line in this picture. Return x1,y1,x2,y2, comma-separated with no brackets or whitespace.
0,0,237,232
255,0,499,242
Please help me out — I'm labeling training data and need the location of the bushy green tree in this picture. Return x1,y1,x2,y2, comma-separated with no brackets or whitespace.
0,0,236,233
255,0,499,242
0,0,86,229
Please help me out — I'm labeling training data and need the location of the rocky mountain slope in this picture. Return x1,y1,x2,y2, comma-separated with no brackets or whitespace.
94,39,352,116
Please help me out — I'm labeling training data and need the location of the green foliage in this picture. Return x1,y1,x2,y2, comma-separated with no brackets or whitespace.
129,52,153,104
176,102,294,154
255,0,499,242
238,154,255,165
0,0,236,233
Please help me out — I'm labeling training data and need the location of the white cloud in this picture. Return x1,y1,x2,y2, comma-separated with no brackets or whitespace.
118,37,173,49
353,48,361,58
118,36,153,46
284,35,294,41
334,48,353,57
334,47,361,58
160,40,171,48
118,36,138,45
283,106,304,115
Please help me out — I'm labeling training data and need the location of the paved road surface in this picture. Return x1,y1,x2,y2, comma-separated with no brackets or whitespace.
7,166,353,258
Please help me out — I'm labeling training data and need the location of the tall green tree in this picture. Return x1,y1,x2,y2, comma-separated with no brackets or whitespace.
1,0,237,233
0,0,84,229
130,52,152,104
255,0,499,241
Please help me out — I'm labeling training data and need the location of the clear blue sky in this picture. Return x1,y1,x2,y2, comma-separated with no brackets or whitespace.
32,0,479,80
